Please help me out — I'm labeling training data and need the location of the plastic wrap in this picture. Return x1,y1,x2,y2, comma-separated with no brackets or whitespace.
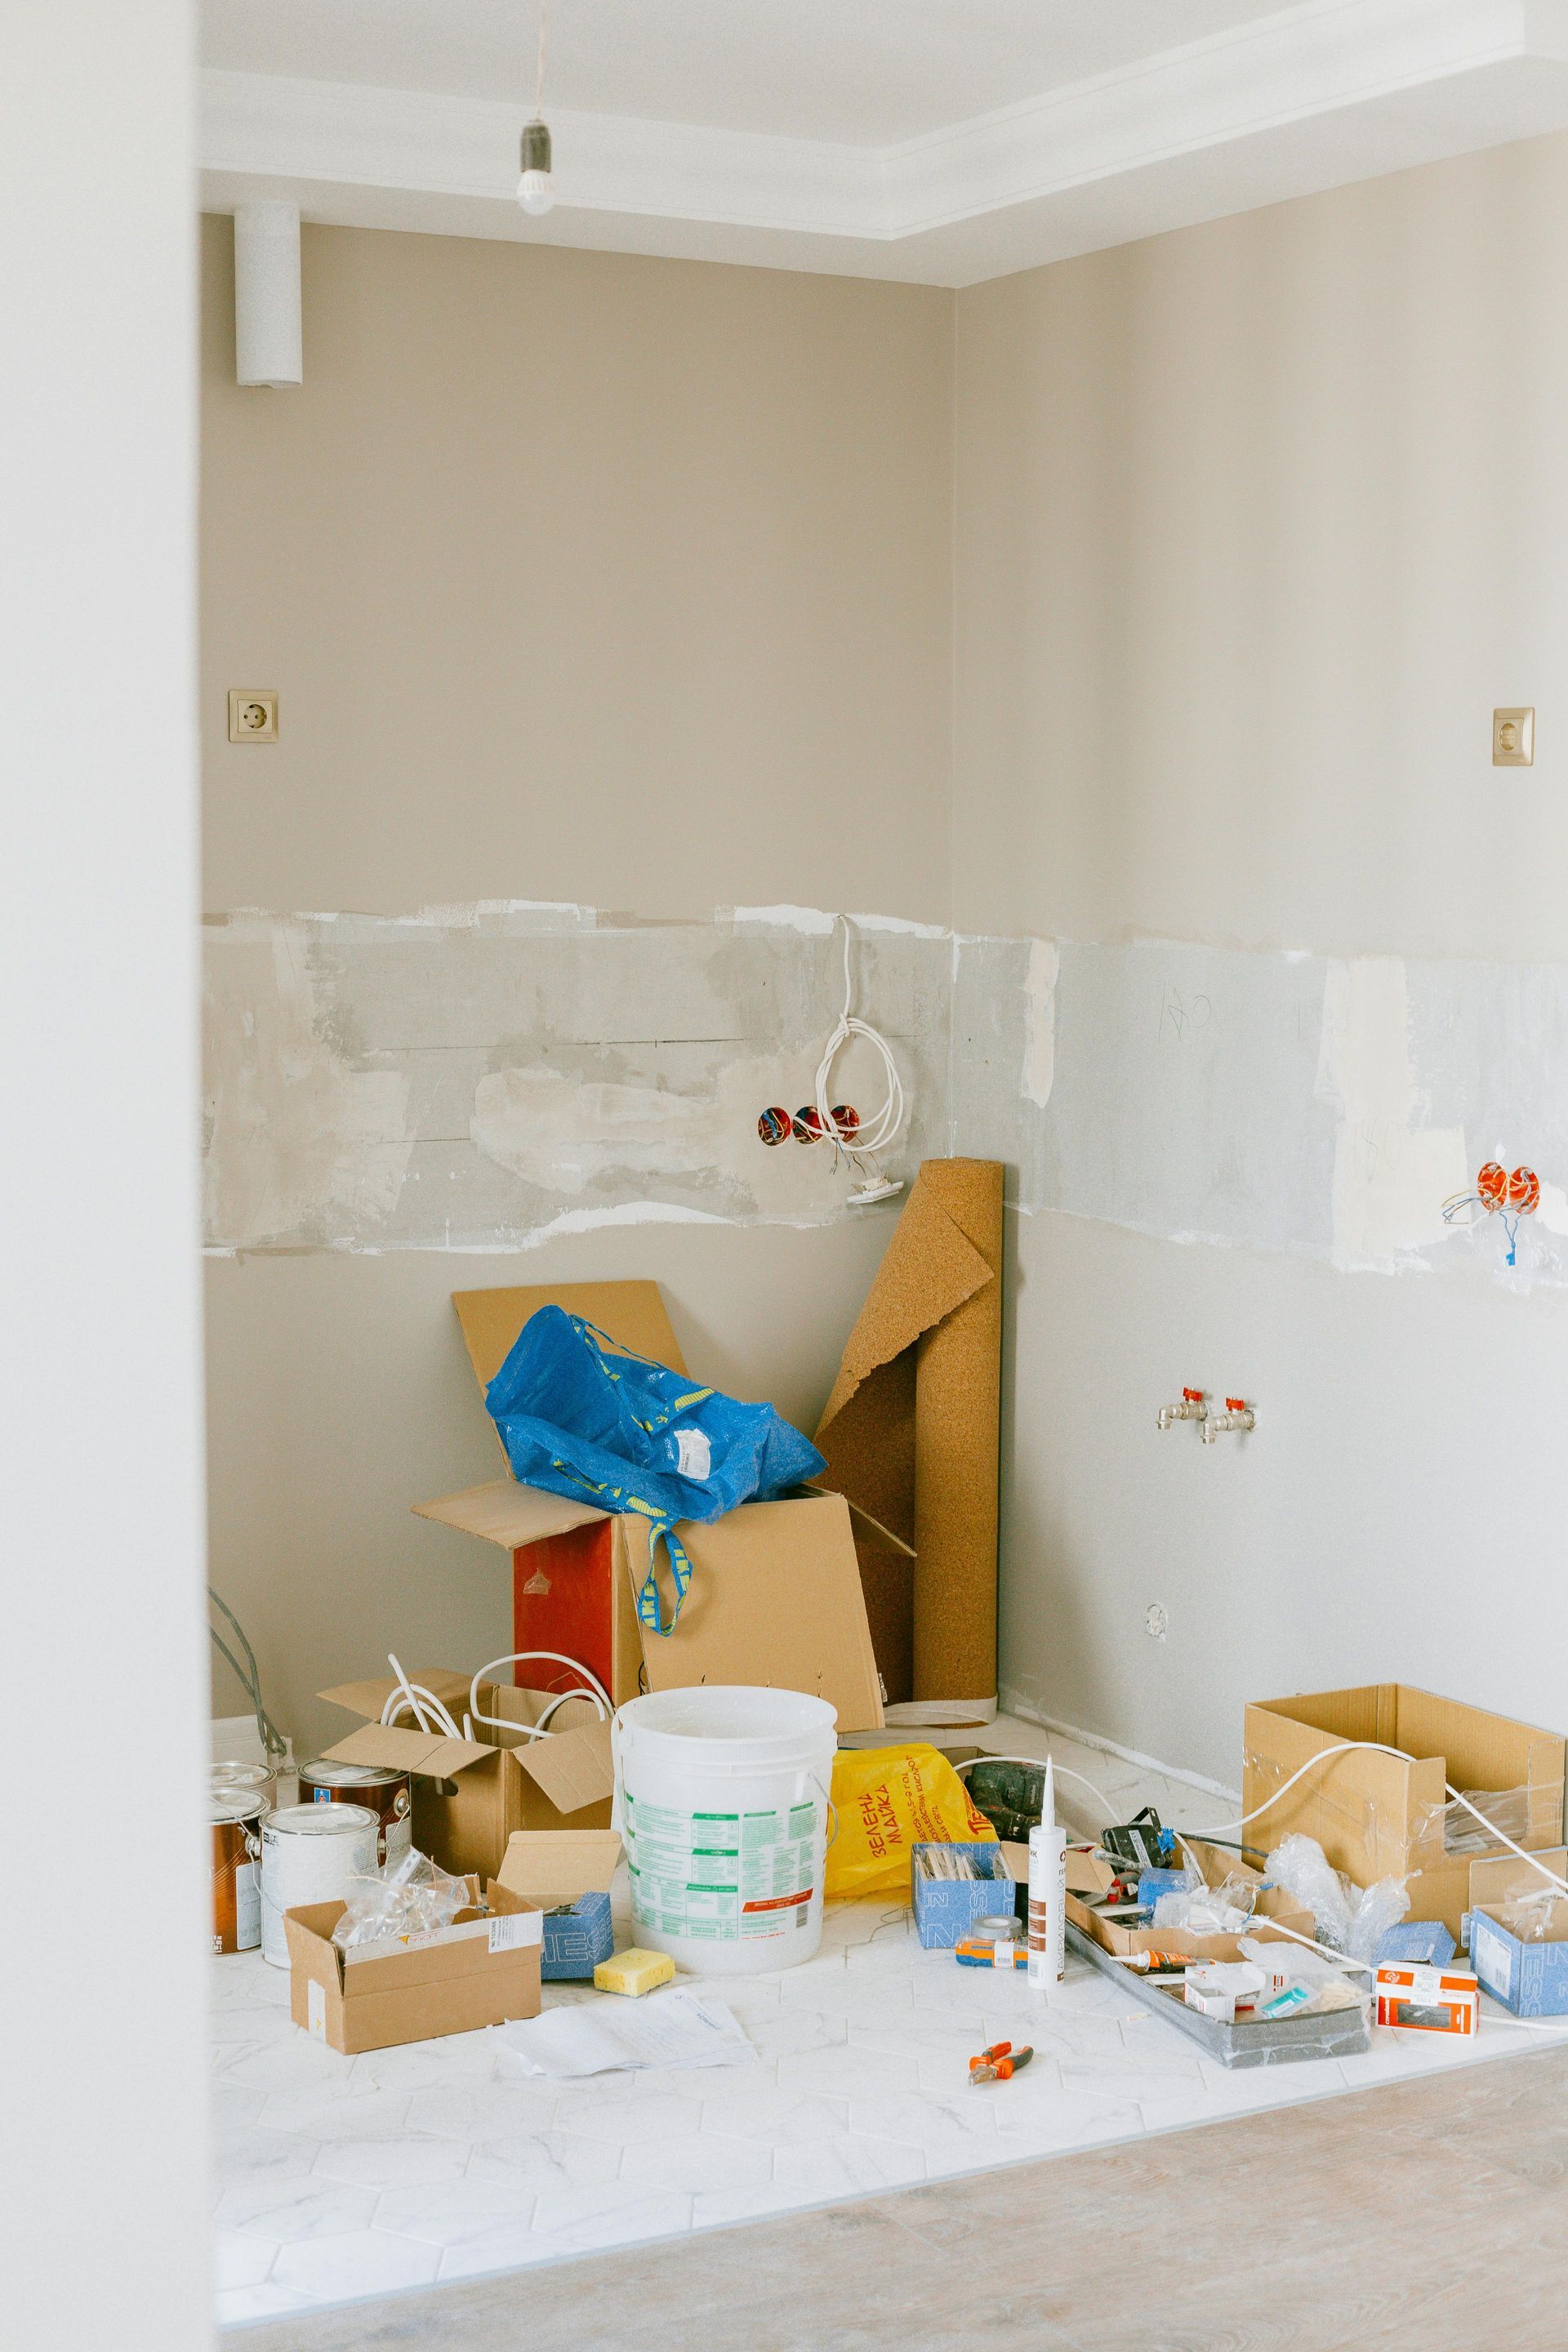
331,1846,472,1951
1152,1869,1255,1936
1263,1833,1408,1966
1410,1784,1534,1857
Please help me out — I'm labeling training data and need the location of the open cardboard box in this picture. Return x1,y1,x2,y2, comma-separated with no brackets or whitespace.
1065,1840,1316,1967
285,1876,542,2054
316,1668,615,1882
1243,1685,1566,1941
412,1281,887,1733
499,1829,623,1980
1468,1846,1568,2018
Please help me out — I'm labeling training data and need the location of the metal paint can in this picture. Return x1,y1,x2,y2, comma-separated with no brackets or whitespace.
297,1760,413,1868
212,1761,277,1805
260,1802,379,1969
212,1788,268,1956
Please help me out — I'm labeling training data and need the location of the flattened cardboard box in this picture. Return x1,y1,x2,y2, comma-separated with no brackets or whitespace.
413,1278,885,1733
317,1669,615,1882
1243,1684,1566,1940
285,1877,542,2055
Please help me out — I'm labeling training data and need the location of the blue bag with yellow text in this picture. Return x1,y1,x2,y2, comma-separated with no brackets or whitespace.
483,1307,826,1634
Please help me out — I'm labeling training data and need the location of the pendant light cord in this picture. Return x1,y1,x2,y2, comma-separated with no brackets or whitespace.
535,0,550,118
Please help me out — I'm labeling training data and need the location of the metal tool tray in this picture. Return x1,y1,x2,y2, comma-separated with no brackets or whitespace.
1067,1924,1369,2069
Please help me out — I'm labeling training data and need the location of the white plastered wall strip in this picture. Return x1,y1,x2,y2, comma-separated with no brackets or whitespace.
204,910,1568,1291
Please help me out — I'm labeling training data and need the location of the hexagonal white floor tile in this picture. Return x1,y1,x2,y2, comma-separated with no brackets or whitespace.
404,2082,560,2143
218,2177,381,2243
214,2123,323,2187
466,2129,626,2192
569,2089,706,2146
619,2130,773,2193
272,2229,442,2301
772,2132,926,2197
312,2132,470,2189
373,2180,537,2247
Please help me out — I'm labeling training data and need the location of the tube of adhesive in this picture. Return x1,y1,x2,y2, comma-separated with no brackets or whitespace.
1027,1758,1067,1992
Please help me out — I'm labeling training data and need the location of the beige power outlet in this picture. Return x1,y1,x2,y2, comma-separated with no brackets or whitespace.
229,688,278,743
1493,707,1535,766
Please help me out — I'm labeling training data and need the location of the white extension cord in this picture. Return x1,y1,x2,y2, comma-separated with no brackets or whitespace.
810,915,906,1205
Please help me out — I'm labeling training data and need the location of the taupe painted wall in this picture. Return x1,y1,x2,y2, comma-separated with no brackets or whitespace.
955,133,1568,1784
201,220,955,1754
201,219,954,921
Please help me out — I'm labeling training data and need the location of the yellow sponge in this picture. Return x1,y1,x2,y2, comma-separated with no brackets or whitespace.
594,1946,677,1997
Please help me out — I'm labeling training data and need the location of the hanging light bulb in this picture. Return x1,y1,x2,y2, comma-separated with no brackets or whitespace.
515,1,555,216
517,118,554,215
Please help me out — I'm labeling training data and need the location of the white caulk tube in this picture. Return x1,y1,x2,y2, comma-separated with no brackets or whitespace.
1027,1757,1067,1991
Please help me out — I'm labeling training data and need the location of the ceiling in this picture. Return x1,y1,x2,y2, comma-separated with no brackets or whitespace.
201,0,1568,286
202,0,1279,147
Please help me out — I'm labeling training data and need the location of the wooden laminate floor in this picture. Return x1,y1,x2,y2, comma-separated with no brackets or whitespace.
236,2039,1568,2350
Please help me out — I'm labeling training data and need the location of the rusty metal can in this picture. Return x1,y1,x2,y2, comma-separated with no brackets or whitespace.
212,1788,268,1954
297,1759,413,1867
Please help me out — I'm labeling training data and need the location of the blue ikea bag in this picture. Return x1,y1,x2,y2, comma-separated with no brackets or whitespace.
483,1307,826,1634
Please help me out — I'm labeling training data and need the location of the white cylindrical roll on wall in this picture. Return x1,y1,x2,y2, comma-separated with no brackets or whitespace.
234,202,302,387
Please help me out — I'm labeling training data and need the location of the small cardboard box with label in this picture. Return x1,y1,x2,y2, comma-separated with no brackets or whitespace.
412,1281,887,1730
1468,1847,1568,2018
499,1829,622,1980
284,1878,543,2054
1243,1685,1566,1942
1374,1960,1480,2036
315,1668,615,1883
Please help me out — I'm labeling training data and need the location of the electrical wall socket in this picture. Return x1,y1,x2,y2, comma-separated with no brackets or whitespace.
1493,707,1534,767
229,688,278,742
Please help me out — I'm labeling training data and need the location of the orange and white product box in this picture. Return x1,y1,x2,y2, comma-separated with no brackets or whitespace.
1374,1961,1479,2034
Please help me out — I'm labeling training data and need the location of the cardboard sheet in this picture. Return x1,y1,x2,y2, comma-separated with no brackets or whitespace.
815,1159,1004,1708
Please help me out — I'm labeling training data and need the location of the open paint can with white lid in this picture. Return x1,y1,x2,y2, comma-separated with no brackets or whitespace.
212,1788,268,1955
297,1760,412,1868
260,1802,378,1969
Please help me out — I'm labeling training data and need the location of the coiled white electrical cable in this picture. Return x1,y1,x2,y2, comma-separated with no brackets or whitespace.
466,1651,612,1743
810,915,905,1170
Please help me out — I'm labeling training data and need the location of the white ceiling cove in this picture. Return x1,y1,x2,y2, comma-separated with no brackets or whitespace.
202,0,1568,284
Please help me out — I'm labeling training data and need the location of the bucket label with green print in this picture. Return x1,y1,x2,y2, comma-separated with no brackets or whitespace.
625,1793,819,1940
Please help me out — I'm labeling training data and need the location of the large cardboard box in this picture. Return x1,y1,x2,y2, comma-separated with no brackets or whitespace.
1243,1685,1566,1941
285,1877,542,2054
413,1280,886,1733
317,1668,616,1882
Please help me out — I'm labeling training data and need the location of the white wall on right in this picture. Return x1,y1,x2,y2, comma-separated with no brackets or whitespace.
955,131,1568,1786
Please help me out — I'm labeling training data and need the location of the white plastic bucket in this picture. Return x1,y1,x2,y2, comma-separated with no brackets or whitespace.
616,1686,837,1976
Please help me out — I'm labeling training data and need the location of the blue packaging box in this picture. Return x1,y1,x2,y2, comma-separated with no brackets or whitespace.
1468,1904,1568,2017
911,1842,1023,1949
541,1890,615,1980
498,1829,621,1980
1375,1921,1456,1970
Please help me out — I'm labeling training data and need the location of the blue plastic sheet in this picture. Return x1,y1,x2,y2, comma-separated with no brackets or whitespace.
484,1307,826,1633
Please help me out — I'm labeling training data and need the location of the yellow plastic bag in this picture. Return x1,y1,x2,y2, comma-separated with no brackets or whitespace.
826,1744,998,1901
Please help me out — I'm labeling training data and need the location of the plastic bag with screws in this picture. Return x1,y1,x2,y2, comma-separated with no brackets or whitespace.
331,1845,472,1951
